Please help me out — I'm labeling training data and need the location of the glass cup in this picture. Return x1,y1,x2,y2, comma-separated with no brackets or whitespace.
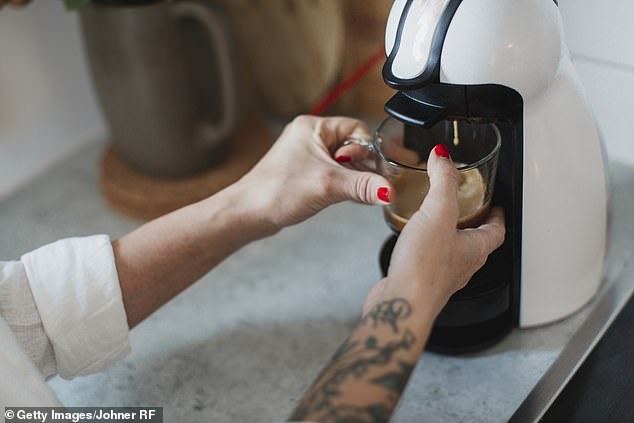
346,117,501,232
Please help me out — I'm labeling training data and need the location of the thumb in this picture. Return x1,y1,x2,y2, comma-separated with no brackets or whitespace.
336,168,393,206
420,144,460,224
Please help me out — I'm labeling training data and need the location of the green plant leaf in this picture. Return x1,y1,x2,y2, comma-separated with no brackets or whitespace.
64,0,91,10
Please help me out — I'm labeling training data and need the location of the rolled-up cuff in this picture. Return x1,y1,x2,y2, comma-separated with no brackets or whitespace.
22,235,130,380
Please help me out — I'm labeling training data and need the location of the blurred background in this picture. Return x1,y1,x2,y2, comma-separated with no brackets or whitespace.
0,0,632,200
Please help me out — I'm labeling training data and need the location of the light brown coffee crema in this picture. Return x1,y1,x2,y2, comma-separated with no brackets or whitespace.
384,162,490,231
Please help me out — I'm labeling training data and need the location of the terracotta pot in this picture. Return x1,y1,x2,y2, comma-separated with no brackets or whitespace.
219,0,345,118
336,0,395,120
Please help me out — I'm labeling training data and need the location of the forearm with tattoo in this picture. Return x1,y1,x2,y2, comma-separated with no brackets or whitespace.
289,298,433,423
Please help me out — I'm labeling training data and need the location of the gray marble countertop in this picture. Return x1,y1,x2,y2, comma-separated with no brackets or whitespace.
1,141,632,423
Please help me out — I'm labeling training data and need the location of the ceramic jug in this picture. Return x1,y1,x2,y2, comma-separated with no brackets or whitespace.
81,0,238,177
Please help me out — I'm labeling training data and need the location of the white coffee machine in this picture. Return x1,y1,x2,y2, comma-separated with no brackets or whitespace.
379,0,608,352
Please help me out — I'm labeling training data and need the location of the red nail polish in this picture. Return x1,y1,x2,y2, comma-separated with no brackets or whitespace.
377,187,391,203
434,144,450,159
336,155,351,163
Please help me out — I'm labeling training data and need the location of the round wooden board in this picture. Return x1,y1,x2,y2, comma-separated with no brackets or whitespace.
100,118,272,220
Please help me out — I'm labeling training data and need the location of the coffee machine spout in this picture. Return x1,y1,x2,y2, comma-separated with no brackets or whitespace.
385,91,448,128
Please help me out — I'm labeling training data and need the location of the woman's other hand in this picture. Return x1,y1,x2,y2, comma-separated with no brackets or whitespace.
363,145,506,317
289,146,504,422
237,115,391,232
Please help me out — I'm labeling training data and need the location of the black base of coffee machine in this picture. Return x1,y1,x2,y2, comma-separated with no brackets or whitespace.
380,235,513,354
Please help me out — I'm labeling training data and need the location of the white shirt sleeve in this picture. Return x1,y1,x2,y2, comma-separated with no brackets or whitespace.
0,260,56,378
2,235,131,380
0,317,61,407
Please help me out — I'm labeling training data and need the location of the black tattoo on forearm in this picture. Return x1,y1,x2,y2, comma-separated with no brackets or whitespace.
289,298,417,423
363,298,412,333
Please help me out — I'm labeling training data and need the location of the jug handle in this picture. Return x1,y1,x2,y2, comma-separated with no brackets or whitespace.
172,2,238,149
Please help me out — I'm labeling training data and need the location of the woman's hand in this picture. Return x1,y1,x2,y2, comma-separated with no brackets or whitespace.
290,146,505,422
363,145,506,316
236,115,391,232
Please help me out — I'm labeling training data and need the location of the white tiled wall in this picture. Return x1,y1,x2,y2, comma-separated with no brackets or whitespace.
559,0,634,165
560,0,634,69
0,1,104,198
0,1,632,199
574,62,634,165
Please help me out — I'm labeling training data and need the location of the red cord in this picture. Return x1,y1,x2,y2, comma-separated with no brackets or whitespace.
309,46,386,116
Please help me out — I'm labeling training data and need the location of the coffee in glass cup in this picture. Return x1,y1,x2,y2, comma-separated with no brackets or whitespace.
346,117,501,231
385,161,492,231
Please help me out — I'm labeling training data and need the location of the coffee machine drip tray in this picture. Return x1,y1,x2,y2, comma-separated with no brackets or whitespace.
380,235,513,354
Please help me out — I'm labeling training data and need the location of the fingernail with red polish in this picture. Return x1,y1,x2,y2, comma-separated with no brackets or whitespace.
335,155,351,163
377,187,391,203
434,144,450,159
